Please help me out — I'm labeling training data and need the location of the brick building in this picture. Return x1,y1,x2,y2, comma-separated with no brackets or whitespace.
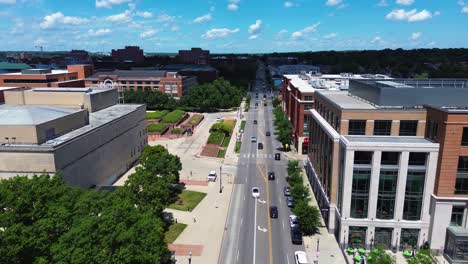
178,48,210,65
111,46,145,63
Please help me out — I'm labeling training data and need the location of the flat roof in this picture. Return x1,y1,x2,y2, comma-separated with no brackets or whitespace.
344,135,433,144
88,70,167,79
0,105,82,126
284,74,341,93
3,69,69,75
317,90,377,110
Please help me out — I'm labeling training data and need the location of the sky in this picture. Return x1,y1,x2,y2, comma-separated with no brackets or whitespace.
0,0,467,53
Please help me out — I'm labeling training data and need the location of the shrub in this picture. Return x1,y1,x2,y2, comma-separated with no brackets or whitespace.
171,128,183,134
368,246,396,264
187,114,204,125
208,131,224,145
146,110,169,120
161,110,186,124
147,123,168,133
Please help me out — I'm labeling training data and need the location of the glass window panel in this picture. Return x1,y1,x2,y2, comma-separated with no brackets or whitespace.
374,228,393,249
403,170,426,220
351,169,370,218
400,120,418,136
376,169,398,219
349,120,366,135
374,120,392,136
349,226,367,249
401,229,419,249
451,206,465,226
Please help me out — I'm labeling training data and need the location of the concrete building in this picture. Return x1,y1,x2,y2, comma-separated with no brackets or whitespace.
0,87,146,188
305,79,468,256
178,48,210,65
85,70,197,98
0,65,93,88
111,46,145,63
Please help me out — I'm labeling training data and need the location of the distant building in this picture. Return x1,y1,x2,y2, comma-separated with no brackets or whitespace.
273,65,321,75
0,87,146,188
160,64,218,83
0,65,93,88
65,50,91,65
178,48,210,65
267,57,299,66
0,62,32,74
85,70,197,98
111,46,145,63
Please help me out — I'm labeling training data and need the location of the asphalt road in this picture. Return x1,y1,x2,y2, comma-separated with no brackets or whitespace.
218,63,306,264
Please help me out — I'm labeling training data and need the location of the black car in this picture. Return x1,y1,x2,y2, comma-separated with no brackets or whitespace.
269,206,278,218
268,172,275,180
266,131,271,136
274,153,281,160
253,120,258,124
258,143,263,150
264,103,267,106
290,228,303,245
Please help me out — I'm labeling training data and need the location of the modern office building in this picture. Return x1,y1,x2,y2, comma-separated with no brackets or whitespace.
305,79,468,257
0,87,146,188
178,48,210,65
111,46,145,63
0,65,93,88
85,70,197,98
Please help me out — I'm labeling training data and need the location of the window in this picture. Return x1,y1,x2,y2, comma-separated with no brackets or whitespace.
451,206,465,226
381,152,399,166
400,120,418,136
350,169,370,218
403,170,426,220
145,81,151,84
303,115,310,133
349,226,367,248
354,151,373,165
121,81,127,84
401,229,419,248
426,120,438,141
304,96,313,101
374,228,393,249
348,120,366,135
462,128,468,146
92,81,98,84
144,86,151,91
376,170,398,219
409,152,427,166
374,120,392,136
304,103,313,110
455,157,468,194
137,81,143,84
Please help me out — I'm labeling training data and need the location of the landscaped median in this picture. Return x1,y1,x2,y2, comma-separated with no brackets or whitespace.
235,120,246,153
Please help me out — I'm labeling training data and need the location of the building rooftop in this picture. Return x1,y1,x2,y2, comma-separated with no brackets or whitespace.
343,135,434,144
0,105,82,126
161,64,217,72
0,62,31,71
3,69,69,75
317,90,377,110
284,74,340,93
87,70,167,79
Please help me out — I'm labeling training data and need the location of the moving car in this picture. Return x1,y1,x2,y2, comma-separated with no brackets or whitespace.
207,171,217,182
266,131,271,136
289,215,300,228
284,187,291,196
253,120,258,124
294,251,309,263
251,136,257,143
291,228,303,245
275,153,281,160
264,103,267,106
258,142,263,149
269,206,278,218
268,172,275,180
252,187,260,198
286,197,295,207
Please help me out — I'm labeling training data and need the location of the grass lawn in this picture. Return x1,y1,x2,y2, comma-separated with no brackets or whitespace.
240,120,246,131
147,123,168,133
235,141,242,153
222,119,236,132
187,114,204,125
161,110,186,124
208,131,225,145
168,190,207,211
164,223,187,244
221,135,231,148
217,149,226,158
146,110,169,120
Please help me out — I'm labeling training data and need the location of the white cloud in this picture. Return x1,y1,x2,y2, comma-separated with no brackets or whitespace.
96,0,131,9
410,32,421,40
458,0,465,6
171,25,180,31
324,33,337,39
249,35,258,40
210,6,215,12
275,29,288,40
88,28,112,37
427,41,436,46
105,10,132,23
434,11,441,16
40,12,89,29
34,38,47,46
192,14,212,23
136,11,153,18
156,14,175,23
284,1,298,8
377,0,388,7
292,31,303,40
396,0,414,6
228,3,238,10
10,19,24,34
291,22,320,40
0,0,15,4
326,0,342,6
202,28,239,39
140,29,157,38
248,19,262,35
371,36,384,44
463,6,468,13
386,9,432,22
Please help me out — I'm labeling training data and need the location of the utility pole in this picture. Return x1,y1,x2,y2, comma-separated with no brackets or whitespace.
219,164,222,193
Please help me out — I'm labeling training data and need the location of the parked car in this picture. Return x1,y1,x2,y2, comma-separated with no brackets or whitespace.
289,215,300,228
294,251,309,263
268,172,275,180
291,228,303,245
286,197,295,207
269,206,278,218
254,120,258,124
258,142,263,150
284,187,291,196
207,171,217,182
252,187,260,198
275,153,281,160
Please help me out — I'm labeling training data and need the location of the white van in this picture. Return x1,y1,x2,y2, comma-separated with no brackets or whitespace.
208,171,217,181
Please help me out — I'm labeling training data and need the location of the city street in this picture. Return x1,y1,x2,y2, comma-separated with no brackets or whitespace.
219,63,306,264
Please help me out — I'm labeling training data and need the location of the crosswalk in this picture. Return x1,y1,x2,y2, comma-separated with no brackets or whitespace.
241,153,275,159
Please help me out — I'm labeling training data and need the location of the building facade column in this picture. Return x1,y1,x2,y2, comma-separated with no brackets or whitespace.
421,152,439,223
391,120,400,136
342,150,355,219
394,151,409,221
368,151,382,221
366,120,375,136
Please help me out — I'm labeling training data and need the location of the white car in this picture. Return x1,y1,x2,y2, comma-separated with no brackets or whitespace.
294,251,309,264
216,117,221,122
289,215,299,228
251,136,257,143
252,187,260,198
207,171,217,182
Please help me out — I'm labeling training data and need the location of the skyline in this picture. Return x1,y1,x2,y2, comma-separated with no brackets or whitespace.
0,0,467,53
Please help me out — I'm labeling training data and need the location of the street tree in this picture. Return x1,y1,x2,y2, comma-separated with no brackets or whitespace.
292,201,321,236
367,246,396,264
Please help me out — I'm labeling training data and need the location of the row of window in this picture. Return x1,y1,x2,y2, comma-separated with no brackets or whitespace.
349,120,418,136
354,151,427,166
348,226,419,250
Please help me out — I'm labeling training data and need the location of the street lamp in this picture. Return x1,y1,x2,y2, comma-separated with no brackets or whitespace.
317,237,320,252
219,165,223,193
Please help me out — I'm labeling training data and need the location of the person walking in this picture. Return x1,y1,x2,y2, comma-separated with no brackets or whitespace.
193,215,196,223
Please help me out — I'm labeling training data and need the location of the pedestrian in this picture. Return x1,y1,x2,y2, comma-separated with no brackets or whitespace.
193,215,196,223
175,218,178,224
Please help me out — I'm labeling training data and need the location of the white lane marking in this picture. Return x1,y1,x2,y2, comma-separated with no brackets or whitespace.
258,199,266,204
287,255,291,264
237,250,240,263
282,221,285,230
257,226,267,232
241,217,243,225
253,198,258,264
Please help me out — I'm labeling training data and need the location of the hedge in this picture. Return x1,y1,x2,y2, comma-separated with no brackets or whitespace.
147,123,168,133
146,110,169,120
161,110,186,124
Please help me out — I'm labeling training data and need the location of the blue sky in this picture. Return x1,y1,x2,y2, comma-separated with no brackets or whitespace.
0,0,467,53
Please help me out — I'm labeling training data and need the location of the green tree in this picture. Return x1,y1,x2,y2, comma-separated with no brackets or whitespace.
367,246,396,264
139,145,182,184
292,201,321,235
291,183,311,203
407,249,437,264
287,160,300,175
